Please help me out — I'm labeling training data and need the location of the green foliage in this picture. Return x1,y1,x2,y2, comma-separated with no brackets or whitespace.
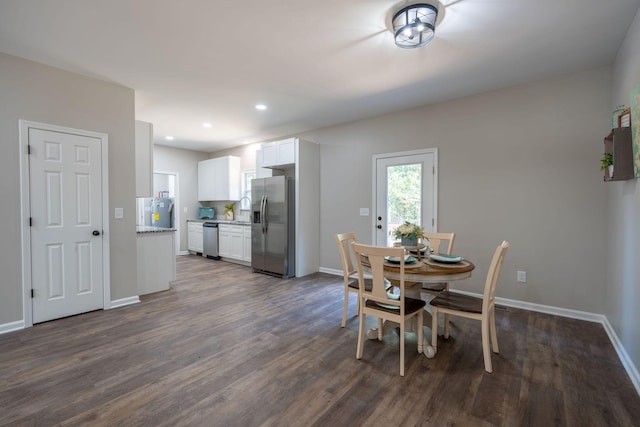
600,152,613,170
224,202,235,213
387,164,422,224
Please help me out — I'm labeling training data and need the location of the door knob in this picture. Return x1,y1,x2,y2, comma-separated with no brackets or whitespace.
377,216,382,221
377,225,382,229
92,230,100,236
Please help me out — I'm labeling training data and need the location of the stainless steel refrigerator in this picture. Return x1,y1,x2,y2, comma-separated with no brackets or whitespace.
251,176,295,278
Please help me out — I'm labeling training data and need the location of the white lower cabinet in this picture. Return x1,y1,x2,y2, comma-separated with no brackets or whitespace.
187,221,203,253
219,224,250,262
243,227,252,262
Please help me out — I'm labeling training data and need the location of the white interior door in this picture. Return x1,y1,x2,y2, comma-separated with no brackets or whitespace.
29,128,105,323
373,149,437,246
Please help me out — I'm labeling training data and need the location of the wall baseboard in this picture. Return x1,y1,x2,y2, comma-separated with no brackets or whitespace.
0,320,25,335
110,296,140,309
320,268,639,395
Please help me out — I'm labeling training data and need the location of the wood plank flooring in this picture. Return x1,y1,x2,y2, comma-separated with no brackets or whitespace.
1,255,638,426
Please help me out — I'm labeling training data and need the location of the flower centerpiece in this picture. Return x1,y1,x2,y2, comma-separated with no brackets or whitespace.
394,221,424,247
224,202,235,220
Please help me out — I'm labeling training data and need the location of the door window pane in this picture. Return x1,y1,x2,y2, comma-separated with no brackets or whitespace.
386,163,422,246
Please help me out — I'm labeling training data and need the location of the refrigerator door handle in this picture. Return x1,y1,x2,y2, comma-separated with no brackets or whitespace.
263,195,268,234
260,195,266,234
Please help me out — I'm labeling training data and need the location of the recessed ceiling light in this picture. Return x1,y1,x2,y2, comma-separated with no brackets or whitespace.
202,122,212,128
165,136,174,140
255,104,267,110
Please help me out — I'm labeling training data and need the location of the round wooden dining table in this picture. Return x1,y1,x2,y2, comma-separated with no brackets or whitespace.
379,257,475,287
360,255,475,344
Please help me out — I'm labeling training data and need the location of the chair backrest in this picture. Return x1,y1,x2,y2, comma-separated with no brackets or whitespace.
482,240,509,313
335,232,357,280
423,232,455,255
351,243,405,311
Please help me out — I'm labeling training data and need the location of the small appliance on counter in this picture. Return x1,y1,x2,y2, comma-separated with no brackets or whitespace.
198,207,215,220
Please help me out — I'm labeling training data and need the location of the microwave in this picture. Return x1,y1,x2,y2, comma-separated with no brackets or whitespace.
198,207,215,219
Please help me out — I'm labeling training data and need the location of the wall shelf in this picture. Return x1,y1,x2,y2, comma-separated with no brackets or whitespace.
603,127,633,181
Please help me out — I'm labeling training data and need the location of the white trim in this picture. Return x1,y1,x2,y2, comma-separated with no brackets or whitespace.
110,296,141,309
0,320,25,335
319,267,342,276
371,147,439,244
19,120,111,326
451,288,640,395
601,317,640,396
179,250,190,256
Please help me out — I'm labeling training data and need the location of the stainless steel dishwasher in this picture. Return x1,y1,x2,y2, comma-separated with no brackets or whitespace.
203,221,220,259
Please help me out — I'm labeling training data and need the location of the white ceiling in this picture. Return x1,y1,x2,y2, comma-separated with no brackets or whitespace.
1,0,639,152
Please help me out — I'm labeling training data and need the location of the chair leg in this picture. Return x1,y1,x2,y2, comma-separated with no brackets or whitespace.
443,313,450,339
417,310,424,354
356,311,366,360
400,316,405,376
341,287,349,328
431,307,439,349
377,318,383,341
481,316,493,373
489,308,499,353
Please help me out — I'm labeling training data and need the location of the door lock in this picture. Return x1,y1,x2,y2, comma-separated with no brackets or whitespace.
92,230,101,236
377,225,382,229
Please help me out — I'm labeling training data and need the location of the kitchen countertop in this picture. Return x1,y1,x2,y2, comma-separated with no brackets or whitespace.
136,225,177,233
187,219,251,225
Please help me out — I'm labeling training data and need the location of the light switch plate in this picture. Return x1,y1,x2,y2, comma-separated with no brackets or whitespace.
114,207,124,219
183,207,188,213
359,208,369,216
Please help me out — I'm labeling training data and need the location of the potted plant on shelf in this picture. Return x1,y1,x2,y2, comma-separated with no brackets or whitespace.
224,202,235,221
393,221,424,247
600,152,614,178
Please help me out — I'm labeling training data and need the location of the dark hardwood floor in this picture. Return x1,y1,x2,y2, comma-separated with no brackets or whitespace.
1,255,638,426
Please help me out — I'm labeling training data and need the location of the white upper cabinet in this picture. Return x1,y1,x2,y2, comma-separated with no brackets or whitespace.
260,138,296,168
135,120,153,197
198,156,241,201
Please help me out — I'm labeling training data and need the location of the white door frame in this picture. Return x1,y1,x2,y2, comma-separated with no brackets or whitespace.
154,170,180,255
19,120,111,328
371,148,438,244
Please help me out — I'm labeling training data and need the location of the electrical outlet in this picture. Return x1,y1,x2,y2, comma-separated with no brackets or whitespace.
517,271,526,283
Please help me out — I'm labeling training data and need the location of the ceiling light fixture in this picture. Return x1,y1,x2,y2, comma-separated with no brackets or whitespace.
255,104,267,110
202,122,212,128
392,3,438,49
165,136,174,140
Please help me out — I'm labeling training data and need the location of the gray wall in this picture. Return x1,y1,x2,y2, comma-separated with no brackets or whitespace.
153,145,209,252
300,67,611,316
0,52,137,323
608,8,640,376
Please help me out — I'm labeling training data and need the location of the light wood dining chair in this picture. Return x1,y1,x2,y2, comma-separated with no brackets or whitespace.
420,231,456,295
428,240,509,373
351,243,425,376
335,232,392,328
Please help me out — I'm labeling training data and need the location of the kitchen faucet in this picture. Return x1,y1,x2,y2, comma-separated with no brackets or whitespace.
238,196,251,210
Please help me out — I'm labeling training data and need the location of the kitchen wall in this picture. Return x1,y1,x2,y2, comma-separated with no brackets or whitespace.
0,52,137,324
608,7,640,381
153,145,209,252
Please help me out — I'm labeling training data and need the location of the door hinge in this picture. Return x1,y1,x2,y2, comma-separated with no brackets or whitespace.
31,289,34,298
29,217,32,226
27,145,31,155
433,166,435,175
432,218,435,226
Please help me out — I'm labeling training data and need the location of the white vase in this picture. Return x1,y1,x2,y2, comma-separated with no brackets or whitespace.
608,164,614,178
